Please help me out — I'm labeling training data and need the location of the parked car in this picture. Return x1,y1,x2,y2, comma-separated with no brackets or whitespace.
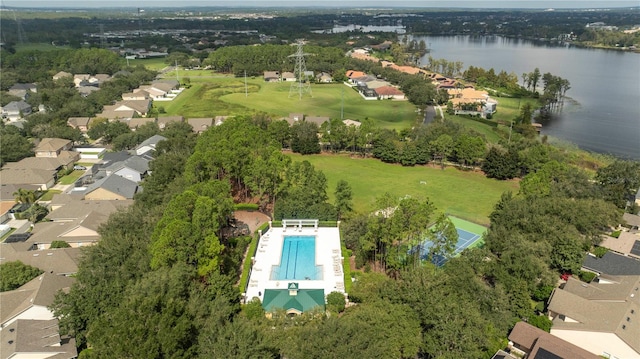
73,165,87,170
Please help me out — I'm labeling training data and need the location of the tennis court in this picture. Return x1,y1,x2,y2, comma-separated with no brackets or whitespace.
420,216,487,266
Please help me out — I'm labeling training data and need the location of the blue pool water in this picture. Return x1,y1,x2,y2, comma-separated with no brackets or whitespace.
272,236,320,280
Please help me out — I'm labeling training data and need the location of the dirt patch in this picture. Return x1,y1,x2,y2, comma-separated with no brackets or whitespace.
233,210,271,234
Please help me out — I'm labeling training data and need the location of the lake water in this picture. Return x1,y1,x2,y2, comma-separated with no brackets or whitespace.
413,35,640,159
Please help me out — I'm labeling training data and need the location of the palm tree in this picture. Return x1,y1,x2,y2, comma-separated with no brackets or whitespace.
13,188,36,204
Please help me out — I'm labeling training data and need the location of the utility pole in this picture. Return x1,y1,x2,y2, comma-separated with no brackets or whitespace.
175,60,179,84
341,86,344,120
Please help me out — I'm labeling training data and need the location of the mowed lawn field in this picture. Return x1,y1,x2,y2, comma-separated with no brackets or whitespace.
288,153,519,225
156,75,420,130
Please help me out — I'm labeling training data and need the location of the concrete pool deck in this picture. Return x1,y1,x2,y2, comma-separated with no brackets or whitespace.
244,221,345,305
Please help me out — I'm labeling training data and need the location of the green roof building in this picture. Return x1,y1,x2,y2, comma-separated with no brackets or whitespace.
262,284,325,315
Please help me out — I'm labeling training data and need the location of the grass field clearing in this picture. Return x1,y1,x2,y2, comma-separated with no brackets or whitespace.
155,76,420,130
288,153,518,225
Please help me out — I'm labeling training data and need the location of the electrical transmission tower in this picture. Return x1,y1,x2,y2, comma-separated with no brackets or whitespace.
288,40,312,99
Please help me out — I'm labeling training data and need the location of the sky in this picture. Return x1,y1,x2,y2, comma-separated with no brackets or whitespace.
1,0,638,9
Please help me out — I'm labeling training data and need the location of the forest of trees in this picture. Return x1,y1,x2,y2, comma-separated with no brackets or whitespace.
48,113,639,358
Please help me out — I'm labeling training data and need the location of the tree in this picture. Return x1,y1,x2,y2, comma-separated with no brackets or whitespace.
0,261,43,292
25,203,48,223
454,135,485,168
482,146,519,180
0,132,33,165
334,180,353,220
429,134,453,168
291,121,321,155
13,188,37,204
595,160,640,208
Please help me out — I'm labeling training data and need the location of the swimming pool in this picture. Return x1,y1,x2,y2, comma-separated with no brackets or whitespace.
271,235,321,280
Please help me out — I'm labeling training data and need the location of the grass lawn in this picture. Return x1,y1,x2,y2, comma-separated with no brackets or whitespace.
39,190,62,201
155,77,420,130
490,96,539,123
445,115,505,143
15,43,70,52
58,170,84,185
288,153,519,225
127,57,170,71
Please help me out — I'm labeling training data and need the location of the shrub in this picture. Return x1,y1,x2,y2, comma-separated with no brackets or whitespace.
579,270,597,283
326,291,346,313
593,246,608,258
50,240,71,248
528,314,552,332
234,203,259,211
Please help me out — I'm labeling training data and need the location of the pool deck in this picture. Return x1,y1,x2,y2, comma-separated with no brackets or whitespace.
244,224,345,304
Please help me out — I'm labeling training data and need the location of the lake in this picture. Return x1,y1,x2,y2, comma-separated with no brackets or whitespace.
413,35,640,159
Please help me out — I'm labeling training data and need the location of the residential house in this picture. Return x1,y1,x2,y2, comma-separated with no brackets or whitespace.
1,101,32,121
264,71,280,82
282,71,296,82
8,83,37,100
3,153,78,172
624,213,640,230
304,116,330,127
34,138,73,158
187,117,214,134
345,70,366,80
0,319,78,359
83,174,139,200
73,74,90,87
0,169,56,190
375,86,405,100
316,72,332,83
27,212,107,249
0,272,74,328
94,108,135,121
136,85,167,100
0,244,82,276
152,79,180,91
135,134,167,156
91,73,111,84
342,119,361,127
365,79,391,89
67,117,92,133
110,99,152,117
122,90,150,101
547,252,640,358
157,116,184,130
119,117,156,131
352,75,377,87
286,113,304,126
52,71,72,81
103,156,149,183
507,321,599,359
45,197,132,222
77,85,100,97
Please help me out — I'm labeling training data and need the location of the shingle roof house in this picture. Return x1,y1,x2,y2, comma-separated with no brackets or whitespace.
34,138,73,158
507,321,600,359
83,174,139,200
135,134,167,156
0,319,78,359
0,272,75,327
547,273,640,358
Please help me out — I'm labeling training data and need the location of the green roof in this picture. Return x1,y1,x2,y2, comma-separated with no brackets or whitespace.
262,289,325,313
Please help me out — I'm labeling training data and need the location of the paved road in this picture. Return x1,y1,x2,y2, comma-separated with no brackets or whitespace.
423,105,436,124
